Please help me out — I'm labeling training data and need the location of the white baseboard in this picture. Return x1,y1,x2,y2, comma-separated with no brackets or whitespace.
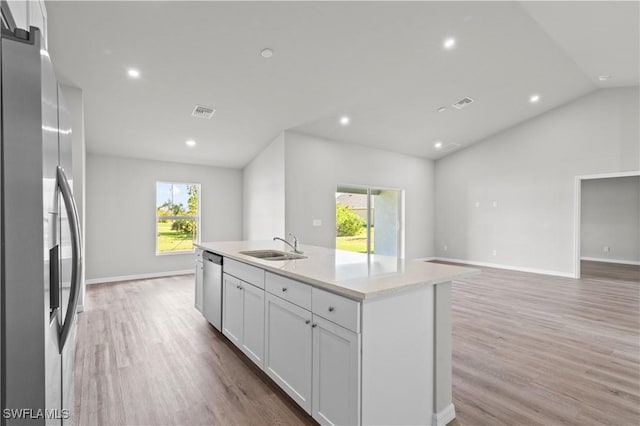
431,257,575,278
432,403,456,426
414,256,437,262
580,256,640,266
86,269,193,285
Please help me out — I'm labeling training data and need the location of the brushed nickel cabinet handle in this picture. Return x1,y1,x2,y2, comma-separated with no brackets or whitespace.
312,323,317,328
328,306,335,312
305,320,311,324
282,287,288,292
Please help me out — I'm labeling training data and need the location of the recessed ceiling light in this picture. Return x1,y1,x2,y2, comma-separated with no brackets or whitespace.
529,94,541,103
437,106,447,113
127,68,140,78
434,141,443,149
598,75,613,81
443,38,456,50
340,116,350,126
261,48,274,58
185,140,196,147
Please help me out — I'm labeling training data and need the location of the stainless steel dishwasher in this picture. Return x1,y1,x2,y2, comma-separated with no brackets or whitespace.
202,251,223,331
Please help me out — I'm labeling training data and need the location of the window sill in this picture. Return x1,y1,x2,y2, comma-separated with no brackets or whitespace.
156,250,195,256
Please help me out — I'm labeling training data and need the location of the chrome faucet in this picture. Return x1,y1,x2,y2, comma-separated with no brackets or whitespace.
274,233,303,254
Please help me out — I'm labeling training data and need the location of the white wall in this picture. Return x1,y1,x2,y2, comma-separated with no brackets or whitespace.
284,132,435,259
581,176,640,263
435,88,640,275
86,154,242,281
242,133,286,240
5,1,28,30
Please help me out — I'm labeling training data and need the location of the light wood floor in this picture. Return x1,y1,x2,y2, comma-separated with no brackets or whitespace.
445,260,639,426
73,276,314,425
75,261,639,425
581,259,640,283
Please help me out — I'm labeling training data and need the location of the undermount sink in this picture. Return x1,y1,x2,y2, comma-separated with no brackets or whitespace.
239,250,307,261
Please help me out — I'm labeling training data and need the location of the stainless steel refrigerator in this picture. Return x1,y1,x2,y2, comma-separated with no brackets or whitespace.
1,21,82,426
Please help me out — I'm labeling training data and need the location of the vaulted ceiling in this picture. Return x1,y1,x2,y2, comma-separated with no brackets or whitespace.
46,1,639,168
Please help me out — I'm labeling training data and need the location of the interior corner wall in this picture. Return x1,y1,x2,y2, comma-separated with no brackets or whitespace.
581,176,640,263
86,154,242,281
283,131,435,259
434,87,640,275
242,132,286,240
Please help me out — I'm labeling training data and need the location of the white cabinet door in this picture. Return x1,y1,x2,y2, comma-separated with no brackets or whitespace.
312,315,360,426
264,294,313,413
222,274,243,346
241,282,265,368
195,261,203,313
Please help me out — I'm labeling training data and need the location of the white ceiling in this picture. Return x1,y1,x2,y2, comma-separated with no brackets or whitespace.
46,1,639,168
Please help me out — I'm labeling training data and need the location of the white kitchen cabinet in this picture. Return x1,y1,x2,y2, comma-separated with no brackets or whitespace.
200,243,465,426
224,258,264,288
265,271,361,423
240,281,265,368
264,293,313,413
222,274,243,346
222,273,264,368
312,315,360,426
312,287,360,332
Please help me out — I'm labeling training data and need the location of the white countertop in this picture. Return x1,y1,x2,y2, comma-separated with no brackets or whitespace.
196,241,479,300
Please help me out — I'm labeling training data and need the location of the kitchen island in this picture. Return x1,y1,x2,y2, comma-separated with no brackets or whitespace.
196,240,478,426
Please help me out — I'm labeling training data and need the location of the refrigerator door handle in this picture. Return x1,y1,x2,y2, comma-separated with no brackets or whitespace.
56,166,82,352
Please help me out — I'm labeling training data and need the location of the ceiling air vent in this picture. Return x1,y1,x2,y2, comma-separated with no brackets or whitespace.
452,97,474,110
192,105,216,119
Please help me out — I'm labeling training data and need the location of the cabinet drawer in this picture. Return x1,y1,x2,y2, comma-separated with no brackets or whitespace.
224,258,265,289
312,288,360,333
266,273,312,311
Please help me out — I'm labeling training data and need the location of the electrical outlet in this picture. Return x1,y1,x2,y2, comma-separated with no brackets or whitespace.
603,246,610,253
475,201,480,208
312,219,322,227
444,245,448,251
492,201,498,208
492,249,497,256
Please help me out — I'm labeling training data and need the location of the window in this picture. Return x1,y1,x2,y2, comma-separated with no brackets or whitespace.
336,185,403,257
156,182,200,254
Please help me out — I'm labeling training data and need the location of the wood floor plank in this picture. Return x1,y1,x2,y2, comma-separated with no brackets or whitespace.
74,275,314,426
444,260,639,426
74,261,639,425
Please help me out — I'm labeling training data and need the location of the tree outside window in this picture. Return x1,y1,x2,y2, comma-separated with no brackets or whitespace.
156,182,200,254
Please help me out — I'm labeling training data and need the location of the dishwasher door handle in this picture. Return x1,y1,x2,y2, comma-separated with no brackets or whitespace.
203,251,223,265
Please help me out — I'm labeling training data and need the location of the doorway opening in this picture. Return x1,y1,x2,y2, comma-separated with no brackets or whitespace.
574,171,640,279
335,185,403,257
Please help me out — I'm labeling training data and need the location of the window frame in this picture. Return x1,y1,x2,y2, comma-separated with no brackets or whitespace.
155,181,201,256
